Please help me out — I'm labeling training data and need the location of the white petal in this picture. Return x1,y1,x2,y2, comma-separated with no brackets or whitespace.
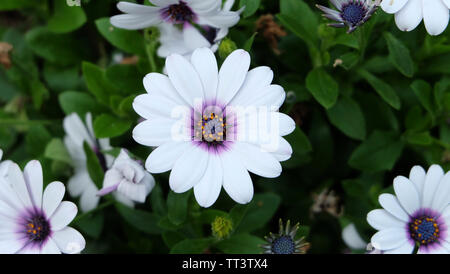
0,239,26,254
221,150,254,204
40,239,61,254
3,163,33,209
50,201,78,231
342,223,367,250
67,170,90,197
232,142,281,178
102,168,123,190
63,113,94,148
52,227,86,254
409,165,425,198
394,0,423,32
193,153,223,208
133,94,181,119
116,1,160,14
370,228,408,250
145,142,191,173
191,47,218,100
117,180,150,203
79,183,100,212
378,193,410,222
198,11,240,28
269,136,293,162
229,66,274,107
183,26,211,51
380,0,409,13
216,49,250,105
169,144,209,193
42,181,65,217
444,0,450,9
422,164,444,208
367,209,405,231
143,73,186,106
431,172,450,212
150,0,178,6
23,160,43,209
384,241,414,254
133,118,179,147
110,14,161,30
393,176,420,215
166,53,204,107
187,0,221,14
423,0,449,35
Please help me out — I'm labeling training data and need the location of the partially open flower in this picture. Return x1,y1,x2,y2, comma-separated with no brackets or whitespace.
98,149,155,204
261,219,310,254
316,0,380,33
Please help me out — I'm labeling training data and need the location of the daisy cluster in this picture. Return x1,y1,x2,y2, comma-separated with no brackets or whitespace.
0,0,450,255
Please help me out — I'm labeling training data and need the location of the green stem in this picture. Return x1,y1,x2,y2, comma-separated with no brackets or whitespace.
144,28,160,73
72,200,115,223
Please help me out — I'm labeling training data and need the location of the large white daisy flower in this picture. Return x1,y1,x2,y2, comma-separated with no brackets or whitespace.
132,47,295,207
63,113,114,212
157,0,239,59
0,160,85,254
98,149,155,204
381,0,450,35
367,165,450,254
110,0,240,30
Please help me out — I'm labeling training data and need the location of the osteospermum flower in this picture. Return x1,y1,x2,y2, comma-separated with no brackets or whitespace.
316,0,380,33
261,220,310,254
367,165,450,254
63,113,114,212
381,0,450,35
157,0,240,59
0,160,85,254
110,0,240,30
98,149,155,204
132,47,295,207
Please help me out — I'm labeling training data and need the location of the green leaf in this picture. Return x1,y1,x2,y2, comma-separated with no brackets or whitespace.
115,203,162,234
229,205,248,231
383,32,414,77
95,18,146,55
59,91,107,118
199,209,229,224
43,63,81,92
235,193,281,233
106,64,144,94
150,184,167,217
29,79,49,109
26,27,91,65
239,0,261,18
93,114,132,138
326,97,366,140
74,213,104,239
404,131,433,146
83,141,104,189
306,68,339,109
410,79,434,117
348,131,404,172
47,0,87,33
167,191,191,226
162,231,185,249
25,125,51,157
243,32,258,52
284,126,312,154
215,234,265,254
44,138,72,165
0,0,33,10
278,0,318,46
358,69,401,110
82,61,119,103
170,238,215,254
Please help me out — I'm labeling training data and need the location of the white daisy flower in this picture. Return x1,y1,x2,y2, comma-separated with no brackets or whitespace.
98,149,155,204
63,113,114,212
110,0,240,30
367,165,450,254
132,47,295,207
380,0,450,35
157,0,240,59
0,160,85,254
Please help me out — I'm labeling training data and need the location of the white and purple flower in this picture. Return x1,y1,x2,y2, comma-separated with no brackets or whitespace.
380,0,450,35
63,113,114,212
316,0,380,33
110,0,240,30
132,47,295,207
0,160,85,254
98,149,155,204
367,165,450,254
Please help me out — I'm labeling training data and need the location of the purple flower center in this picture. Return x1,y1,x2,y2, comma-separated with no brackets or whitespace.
194,111,226,144
272,235,295,254
341,2,366,25
23,213,50,243
161,1,195,24
409,216,440,245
